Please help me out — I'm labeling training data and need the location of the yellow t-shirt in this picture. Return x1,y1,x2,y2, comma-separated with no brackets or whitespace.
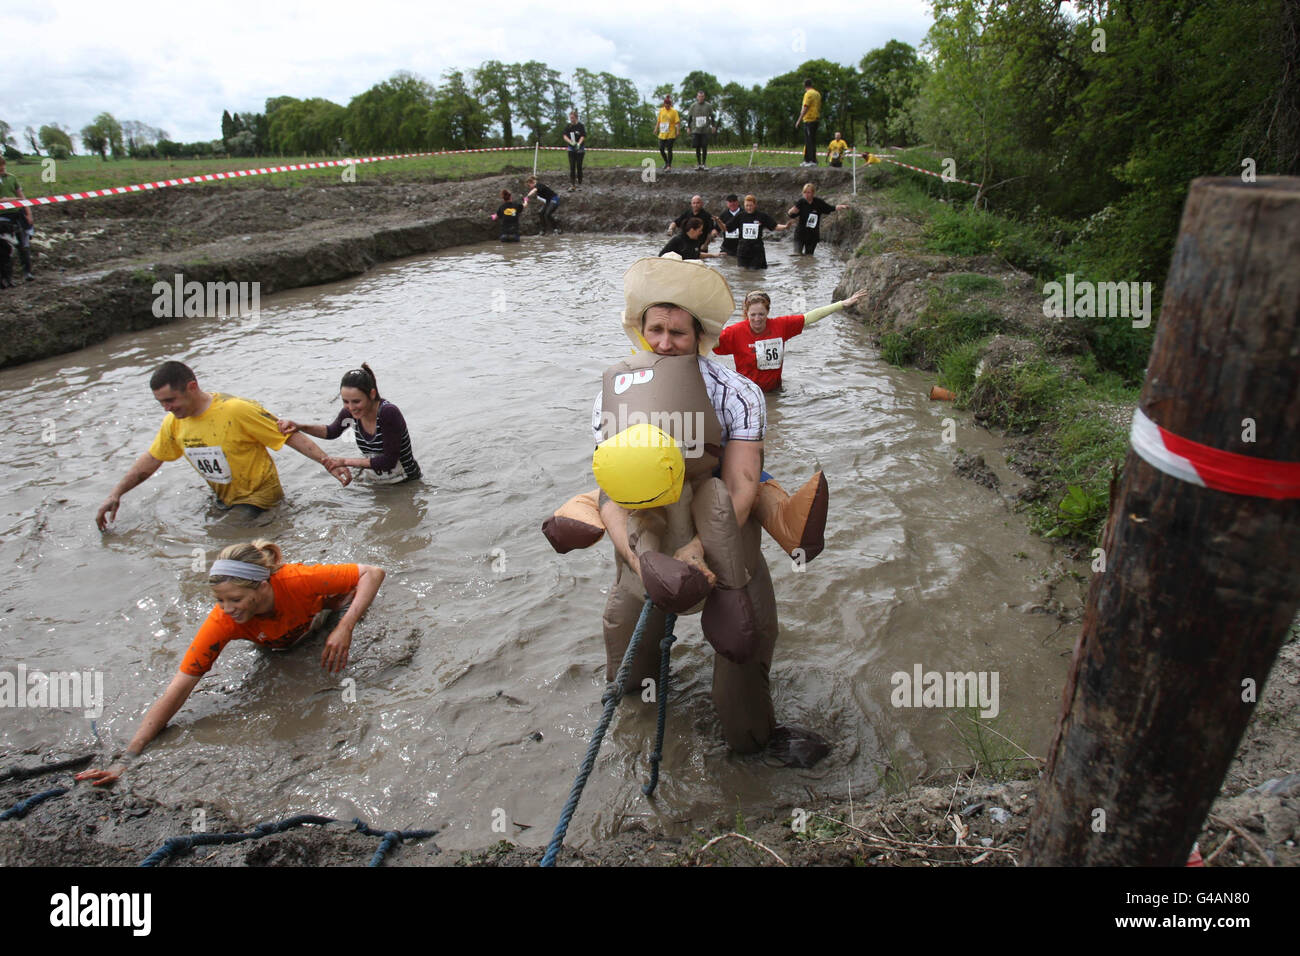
828,139,849,160
148,392,288,508
802,89,822,122
657,108,680,139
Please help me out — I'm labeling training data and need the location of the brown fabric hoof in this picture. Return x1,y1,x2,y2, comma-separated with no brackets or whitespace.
756,471,829,563
701,587,758,664
767,725,831,768
541,514,606,554
794,471,829,562
640,551,713,613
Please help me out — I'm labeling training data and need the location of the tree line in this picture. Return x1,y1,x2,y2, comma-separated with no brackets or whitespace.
2,46,928,161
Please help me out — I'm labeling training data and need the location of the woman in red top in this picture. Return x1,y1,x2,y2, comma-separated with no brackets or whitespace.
76,539,384,786
714,287,869,392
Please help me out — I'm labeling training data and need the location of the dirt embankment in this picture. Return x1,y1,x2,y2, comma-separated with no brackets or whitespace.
0,166,855,368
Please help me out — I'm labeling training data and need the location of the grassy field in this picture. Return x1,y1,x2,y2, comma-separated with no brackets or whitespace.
5,144,828,197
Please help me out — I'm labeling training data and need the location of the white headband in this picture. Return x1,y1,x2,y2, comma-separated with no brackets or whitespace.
209,559,271,582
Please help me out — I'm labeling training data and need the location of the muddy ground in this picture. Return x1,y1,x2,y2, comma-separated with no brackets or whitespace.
1,165,1295,866
0,166,863,368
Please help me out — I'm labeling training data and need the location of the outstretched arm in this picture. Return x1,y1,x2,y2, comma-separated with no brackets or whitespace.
805,288,869,326
96,451,165,530
321,564,385,673
284,430,352,486
75,671,201,786
598,492,641,578
277,419,329,439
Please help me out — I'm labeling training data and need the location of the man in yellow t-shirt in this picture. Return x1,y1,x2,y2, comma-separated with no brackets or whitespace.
796,79,823,167
95,361,351,529
828,132,849,167
654,94,681,171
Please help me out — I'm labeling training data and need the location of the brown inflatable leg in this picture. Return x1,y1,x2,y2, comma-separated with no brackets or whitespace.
543,490,606,553
710,519,779,753
601,558,667,693
755,471,829,562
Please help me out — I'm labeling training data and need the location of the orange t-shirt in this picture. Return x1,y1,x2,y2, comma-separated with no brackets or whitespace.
180,564,361,676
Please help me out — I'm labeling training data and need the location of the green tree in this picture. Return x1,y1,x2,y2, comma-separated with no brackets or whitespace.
475,60,518,145
679,71,722,104
572,67,607,138
81,113,124,160
39,125,74,156
602,72,641,146
346,71,437,152
431,69,490,149
860,40,928,145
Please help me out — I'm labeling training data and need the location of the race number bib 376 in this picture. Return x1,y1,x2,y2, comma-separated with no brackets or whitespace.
754,337,784,371
741,222,760,240
183,446,232,484
805,212,819,229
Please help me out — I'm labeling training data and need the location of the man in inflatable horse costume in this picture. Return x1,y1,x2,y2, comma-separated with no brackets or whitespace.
544,256,830,764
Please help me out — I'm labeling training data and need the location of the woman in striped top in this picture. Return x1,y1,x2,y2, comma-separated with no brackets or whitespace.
277,364,422,483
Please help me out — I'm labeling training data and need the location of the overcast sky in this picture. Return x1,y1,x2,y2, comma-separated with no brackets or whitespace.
5,0,933,146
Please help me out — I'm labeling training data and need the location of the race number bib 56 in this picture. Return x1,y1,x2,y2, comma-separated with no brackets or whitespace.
741,222,760,240
754,337,784,371
805,212,819,229
183,445,232,484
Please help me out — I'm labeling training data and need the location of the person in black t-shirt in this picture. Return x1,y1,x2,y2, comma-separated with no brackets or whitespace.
563,111,587,189
787,182,849,255
524,176,561,235
716,194,743,256
732,194,787,270
658,218,723,260
493,189,523,242
668,194,718,248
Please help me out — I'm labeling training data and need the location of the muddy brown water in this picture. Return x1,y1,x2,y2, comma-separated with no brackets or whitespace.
0,235,1081,850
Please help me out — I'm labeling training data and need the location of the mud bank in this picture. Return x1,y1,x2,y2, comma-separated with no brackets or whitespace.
0,166,861,368
3,627,1294,866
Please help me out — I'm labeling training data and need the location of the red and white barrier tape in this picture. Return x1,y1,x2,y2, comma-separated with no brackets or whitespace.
872,156,982,188
0,146,540,210
1,143,862,211
1130,408,1300,500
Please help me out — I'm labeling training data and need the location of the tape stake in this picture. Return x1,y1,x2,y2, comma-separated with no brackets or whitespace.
1130,408,1300,499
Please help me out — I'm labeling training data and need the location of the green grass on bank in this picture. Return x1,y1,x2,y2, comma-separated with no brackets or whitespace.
863,157,1148,544
4,144,827,197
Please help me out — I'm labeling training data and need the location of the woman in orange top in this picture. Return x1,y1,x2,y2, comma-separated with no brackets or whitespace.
76,539,384,786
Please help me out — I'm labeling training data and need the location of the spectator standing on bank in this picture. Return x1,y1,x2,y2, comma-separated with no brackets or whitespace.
563,111,587,190
687,91,716,170
655,95,681,171
0,156,34,286
796,79,822,167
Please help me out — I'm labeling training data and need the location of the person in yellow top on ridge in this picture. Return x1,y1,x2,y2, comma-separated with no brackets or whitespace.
655,94,681,171
796,78,822,167
827,132,850,168
95,361,352,529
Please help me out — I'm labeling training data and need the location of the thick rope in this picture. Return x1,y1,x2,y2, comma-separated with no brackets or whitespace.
642,614,678,797
352,818,440,867
0,754,94,784
0,787,68,820
540,598,656,867
140,814,438,867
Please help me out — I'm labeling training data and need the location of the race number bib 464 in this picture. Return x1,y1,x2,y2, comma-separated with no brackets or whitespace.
183,446,233,484
741,222,760,240
754,337,784,371
805,212,819,229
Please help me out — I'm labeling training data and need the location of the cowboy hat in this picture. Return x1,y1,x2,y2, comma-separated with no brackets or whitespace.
621,254,735,355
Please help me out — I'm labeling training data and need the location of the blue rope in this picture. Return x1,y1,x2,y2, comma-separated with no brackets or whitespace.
541,598,664,867
140,814,438,867
0,787,68,821
642,613,677,797
351,818,439,867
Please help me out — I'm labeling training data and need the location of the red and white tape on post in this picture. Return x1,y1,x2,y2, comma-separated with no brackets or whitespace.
1130,408,1300,500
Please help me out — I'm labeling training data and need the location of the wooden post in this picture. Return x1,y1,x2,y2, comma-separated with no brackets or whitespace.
1022,177,1300,866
